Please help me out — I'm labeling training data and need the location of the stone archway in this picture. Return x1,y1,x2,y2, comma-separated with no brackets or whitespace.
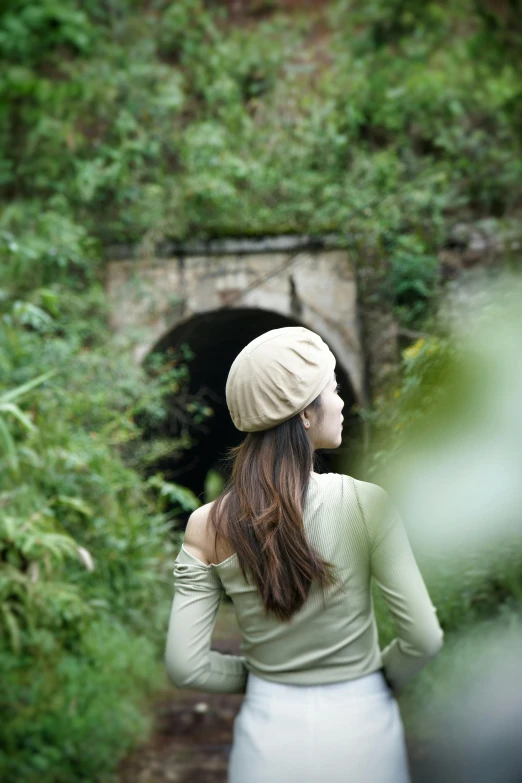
106,243,366,399
106,241,367,495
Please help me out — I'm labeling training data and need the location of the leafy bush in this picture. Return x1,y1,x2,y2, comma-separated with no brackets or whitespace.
0,208,99,290
363,334,458,475
0,0,93,65
387,236,442,327
0,270,204,780
0,620,162,782
3,0,519,249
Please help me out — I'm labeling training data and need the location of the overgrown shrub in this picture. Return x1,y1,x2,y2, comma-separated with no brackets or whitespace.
2,0,519,246
0,261,204,780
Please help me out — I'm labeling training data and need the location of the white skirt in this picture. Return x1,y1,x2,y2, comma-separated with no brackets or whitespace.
228,670,411,783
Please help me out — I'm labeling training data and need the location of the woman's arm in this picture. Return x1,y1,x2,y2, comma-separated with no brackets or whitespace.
165,505,247,693
353,479,444,694
165,546,248,693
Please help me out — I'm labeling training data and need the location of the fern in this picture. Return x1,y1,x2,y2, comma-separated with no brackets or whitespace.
0,371,56,472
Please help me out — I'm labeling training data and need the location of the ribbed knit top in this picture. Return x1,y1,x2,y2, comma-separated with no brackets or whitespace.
165,473,444,694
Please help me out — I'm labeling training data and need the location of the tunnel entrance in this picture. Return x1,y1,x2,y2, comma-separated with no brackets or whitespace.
149,308,362,505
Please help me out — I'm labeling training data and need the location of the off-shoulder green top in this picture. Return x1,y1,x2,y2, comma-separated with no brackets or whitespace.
165,473,444,694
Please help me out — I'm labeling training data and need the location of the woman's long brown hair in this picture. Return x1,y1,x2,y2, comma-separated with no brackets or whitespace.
207,394,340,622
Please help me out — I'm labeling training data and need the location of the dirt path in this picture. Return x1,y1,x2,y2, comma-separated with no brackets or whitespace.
117,602,243,783
117,685,243,783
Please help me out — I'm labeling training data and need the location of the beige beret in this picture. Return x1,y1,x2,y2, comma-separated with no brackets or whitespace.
226,326,336,432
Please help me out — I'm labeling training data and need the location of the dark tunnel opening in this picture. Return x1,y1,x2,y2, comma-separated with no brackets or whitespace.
148,308,363,513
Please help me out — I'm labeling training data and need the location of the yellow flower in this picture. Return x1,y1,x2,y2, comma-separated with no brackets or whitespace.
403,338,425,361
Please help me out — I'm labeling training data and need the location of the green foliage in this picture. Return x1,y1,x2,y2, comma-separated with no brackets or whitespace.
386,236,442,327
0,208,99,290
204,468,225,503
158,0,219,61
2,0,519,250
0,619,162,782
364,335,458,474
0,0,93,65
0,271,202,780
0,371,55,471
146,474,201,515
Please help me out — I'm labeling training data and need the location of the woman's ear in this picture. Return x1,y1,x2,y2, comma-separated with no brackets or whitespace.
300,409,311,429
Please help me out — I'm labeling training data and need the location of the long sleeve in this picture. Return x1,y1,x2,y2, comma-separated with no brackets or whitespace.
353,478,444,693
165,546,248,694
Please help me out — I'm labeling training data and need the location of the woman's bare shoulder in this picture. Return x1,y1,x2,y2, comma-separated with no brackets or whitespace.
183,495,233,565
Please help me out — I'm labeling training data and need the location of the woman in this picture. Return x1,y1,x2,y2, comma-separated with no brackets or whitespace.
165,326,444,783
